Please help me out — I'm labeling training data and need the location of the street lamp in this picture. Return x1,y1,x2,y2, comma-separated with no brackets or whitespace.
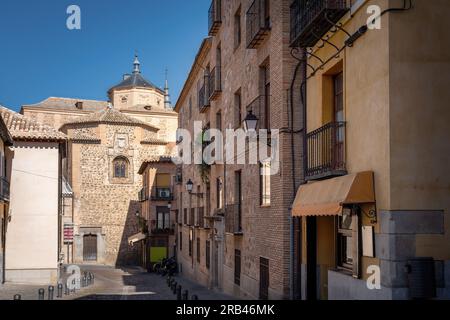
243,110,259,132
185,178,203,197
186,179,194,193
135,210,140,217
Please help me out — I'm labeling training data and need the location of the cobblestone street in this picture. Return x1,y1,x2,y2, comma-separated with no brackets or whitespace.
0,266,233,300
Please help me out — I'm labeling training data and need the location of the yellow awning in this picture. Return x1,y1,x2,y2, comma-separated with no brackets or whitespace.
292,171,375,217
128,232,147,245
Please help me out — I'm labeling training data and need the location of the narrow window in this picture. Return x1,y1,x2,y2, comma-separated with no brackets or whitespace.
234,89,242,129
216,177,223,209
260,161,271,206
234,6,241,49
179,231,183,251
206,240,211,269
189,229,193,257
260,63,271,129
113,157,128,178
197,238,201,263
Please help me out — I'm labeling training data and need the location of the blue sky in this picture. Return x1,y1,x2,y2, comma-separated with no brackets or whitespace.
0,0,210,111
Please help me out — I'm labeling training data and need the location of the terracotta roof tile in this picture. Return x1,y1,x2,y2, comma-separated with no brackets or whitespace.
140,137,168,145
0,106,67,141
62,107,160,131
22,97,108,112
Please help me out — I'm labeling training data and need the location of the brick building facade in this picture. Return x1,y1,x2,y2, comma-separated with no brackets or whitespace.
175,0,303,299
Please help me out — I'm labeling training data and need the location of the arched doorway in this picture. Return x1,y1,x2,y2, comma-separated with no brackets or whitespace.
83,234,98,262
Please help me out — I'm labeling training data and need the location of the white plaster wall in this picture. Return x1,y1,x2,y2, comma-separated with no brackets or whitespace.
5,141,59,281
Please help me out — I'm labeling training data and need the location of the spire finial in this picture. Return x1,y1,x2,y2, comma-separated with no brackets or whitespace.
164,68,171,110
133,53,140,74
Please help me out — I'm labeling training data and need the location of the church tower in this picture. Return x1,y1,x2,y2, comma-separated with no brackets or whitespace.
108,55,167,111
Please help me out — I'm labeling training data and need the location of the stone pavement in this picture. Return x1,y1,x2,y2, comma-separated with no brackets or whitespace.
0,265,233,300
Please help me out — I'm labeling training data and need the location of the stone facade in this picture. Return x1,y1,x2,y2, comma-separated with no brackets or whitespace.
175,0,302,299
65,122,166,266
20,59,178,267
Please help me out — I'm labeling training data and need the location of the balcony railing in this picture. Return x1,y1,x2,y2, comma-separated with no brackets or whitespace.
209,66,222,101
225,204,243,235
150,220,175,235
306,121,347,180
208,0,222,36
290,0,350,48
0,177,10,202
246,0,271,49
151,187,174,201
198,82,210,113
246,95,269,130
138,188,147,202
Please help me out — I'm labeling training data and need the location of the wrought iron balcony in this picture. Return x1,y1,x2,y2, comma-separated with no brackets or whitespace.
0,176,10,202
208,0,222,36
151,187,174,201
150,221,175,235
246,95,269,130
225,204,243,235
209,66,222,101
246,0,271,49
290,0,350,48
198,82,210,113
306,121,347,180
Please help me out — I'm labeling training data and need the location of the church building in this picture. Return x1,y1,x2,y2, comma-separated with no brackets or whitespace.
21,56,178,266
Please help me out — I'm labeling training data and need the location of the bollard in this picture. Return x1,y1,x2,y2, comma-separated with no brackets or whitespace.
176,285,182,300
57,283,63,298
13,294,21,300
38,288,45,300
191,295,199,300
65,283,70,295
48,286,54,300
182,290,189,300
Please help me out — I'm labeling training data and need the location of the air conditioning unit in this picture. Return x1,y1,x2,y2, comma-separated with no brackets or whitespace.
158,189,170,198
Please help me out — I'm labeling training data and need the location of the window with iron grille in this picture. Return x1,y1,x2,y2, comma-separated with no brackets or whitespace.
197,238,201,263
113,157,128,178
179,231,182,251
234,249,241,286
184,208,187,225
206,240,211,269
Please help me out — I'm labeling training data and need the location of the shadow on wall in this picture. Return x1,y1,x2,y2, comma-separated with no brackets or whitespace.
116,200,141,267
